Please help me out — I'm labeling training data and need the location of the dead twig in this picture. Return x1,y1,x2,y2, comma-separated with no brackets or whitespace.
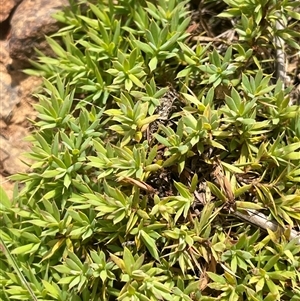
275,15,288,86
233,209,300,244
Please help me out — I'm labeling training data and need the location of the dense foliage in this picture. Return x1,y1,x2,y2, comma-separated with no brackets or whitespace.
1,0,300,300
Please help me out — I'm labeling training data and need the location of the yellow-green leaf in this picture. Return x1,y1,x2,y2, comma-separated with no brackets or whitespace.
140,230,160,261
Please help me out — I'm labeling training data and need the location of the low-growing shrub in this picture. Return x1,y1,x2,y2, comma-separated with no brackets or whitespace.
1,0,300,300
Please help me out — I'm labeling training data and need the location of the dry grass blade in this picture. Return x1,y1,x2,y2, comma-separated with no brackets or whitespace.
0,237,39,301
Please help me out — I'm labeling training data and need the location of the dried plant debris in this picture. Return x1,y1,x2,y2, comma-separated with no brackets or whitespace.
148,85,181,141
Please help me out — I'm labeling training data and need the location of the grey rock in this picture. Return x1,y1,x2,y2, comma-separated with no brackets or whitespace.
0,63,19,123
8,0,70,67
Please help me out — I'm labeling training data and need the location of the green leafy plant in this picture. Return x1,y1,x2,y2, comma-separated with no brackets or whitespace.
1,0,300,300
